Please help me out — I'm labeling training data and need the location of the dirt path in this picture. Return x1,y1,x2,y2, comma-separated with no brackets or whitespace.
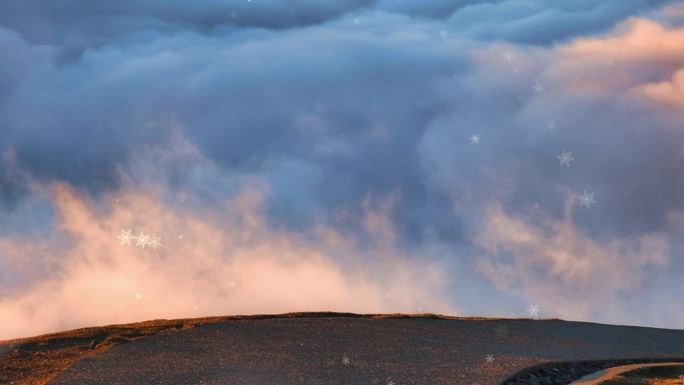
570,363,684,384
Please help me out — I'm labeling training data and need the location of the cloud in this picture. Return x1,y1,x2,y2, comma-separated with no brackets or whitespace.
0,169,453,340
641,68,684,110
2,1,684,337
442,0,673,44
474,199,671,324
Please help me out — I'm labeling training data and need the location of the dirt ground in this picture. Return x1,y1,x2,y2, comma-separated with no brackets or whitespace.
599,365,684,385
2,313,684,385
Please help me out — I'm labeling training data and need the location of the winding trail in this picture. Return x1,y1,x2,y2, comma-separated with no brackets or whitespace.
570,362,684,384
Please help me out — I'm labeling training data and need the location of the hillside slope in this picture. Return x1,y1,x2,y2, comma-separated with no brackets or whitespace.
1,313,683,385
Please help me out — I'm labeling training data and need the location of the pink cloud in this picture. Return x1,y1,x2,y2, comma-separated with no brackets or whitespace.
640,68,684,110
475,198,669,323
547,18,684,109
0,181,453,340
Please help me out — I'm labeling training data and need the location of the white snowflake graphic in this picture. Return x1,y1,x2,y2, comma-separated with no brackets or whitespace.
470,134,480,144
532,81,545,95
150,234,162,250
547,120,557,130
117,229,134,246
485,354,495,363
136,232,151,249
117,229,162,251
342,355,351,366
578,190,596,208
527,304,541,318
490,263,515,280
558,151,574,167
501,47,517,64
439,30,448,39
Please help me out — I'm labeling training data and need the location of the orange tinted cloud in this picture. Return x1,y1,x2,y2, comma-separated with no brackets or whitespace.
475,198,669,322
550,18,684,108
640,68,684,109
0,182,453,340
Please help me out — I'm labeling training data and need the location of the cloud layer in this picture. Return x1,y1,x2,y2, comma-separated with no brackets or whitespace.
1,0,684,339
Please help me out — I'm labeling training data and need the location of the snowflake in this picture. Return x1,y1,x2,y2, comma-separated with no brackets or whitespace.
501,47,517,64
547,120,557,130
136,232,151,249
531,81,545,95
485,354,495,363
439,30,448,39
527,304,541,318
117,229,134,246
492,263,515,280
578,190,596,208
558,151,574,167
354,18,360,24
470,134,480,144
117,229,163,251
342,355,351,366
150,234,162,250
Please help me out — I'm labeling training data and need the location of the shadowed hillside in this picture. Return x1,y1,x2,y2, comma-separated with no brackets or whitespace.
1,313,683,385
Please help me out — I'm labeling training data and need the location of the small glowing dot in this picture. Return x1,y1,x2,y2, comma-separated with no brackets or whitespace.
134,293,142,301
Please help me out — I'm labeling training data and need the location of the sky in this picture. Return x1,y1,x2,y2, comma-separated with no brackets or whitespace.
1,0,684,340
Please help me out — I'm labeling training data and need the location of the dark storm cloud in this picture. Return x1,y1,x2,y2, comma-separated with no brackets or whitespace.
442,0,675,44
0,0,671,53
0,0,679,242
2,0,684,331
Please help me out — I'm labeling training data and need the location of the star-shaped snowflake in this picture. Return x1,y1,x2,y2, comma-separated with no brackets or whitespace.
485,354,495,363
558,150,574,167
342,355,351,366
532,81,545,95
501,47,517,64
527,304,541,317
578,190,596,208
150,234,162,250
117,229,134,246
136,232,151,249
492,263,515,279
470,134,480,144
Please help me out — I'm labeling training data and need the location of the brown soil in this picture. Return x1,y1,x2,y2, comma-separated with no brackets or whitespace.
600,365,684,385
1,312,683,385
0,312,462,385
